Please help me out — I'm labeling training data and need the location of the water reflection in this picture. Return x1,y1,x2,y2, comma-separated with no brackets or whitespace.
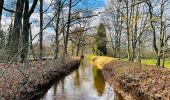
40,59,123,100
93,66,105,96
74,70,80,86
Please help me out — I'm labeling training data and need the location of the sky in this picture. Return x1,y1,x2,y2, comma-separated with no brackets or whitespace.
74,0,106,9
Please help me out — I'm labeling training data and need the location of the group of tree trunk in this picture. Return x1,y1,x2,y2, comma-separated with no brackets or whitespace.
0,0,82,62
0,0,38,62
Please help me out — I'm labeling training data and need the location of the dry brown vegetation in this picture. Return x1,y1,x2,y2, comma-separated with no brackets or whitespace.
102,60,170,100
0,57,80,100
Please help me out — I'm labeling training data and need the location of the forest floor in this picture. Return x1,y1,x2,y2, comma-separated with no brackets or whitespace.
0,57,80,100
88,55,170,100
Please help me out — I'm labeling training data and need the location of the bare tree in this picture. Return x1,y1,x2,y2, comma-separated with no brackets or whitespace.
9,0,25,60
64,0,72,56
145,0,170,67
0,0,4,28
21,0,38,62
39,0,43,60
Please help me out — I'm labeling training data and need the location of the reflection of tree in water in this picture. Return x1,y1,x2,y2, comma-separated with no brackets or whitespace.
93,66,105,96
53,81,59,96
74,70,80,86
60,78,66,99
80,59,86,73
61,78,65,90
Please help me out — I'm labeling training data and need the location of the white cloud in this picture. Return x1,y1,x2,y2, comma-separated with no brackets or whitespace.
1,15,12,31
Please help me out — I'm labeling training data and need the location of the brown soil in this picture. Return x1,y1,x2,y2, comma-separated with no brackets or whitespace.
0,57,80,100
102,60,170,100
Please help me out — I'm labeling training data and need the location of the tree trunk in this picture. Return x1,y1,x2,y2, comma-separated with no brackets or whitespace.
162,25,166,68
29,28,36,59
54,1,62,59
21,17,30,61
39,0,43,60
156,55,161,66
162,42,166,68
64,0,72,56
9,0,25,60
76,39,80,56
21,0,38,62
125,0,131,61
0,0,4,28
21,0,29,62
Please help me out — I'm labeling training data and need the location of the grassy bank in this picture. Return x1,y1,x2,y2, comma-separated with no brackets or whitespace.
86,54,170,68
0,57,80,100
89,55,170,100
86,54,115,69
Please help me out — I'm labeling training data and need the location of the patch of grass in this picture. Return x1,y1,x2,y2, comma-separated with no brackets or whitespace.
87,55,170,68
115,57,170,68
86,55,117,69
141,59,170,68
85,54,96,60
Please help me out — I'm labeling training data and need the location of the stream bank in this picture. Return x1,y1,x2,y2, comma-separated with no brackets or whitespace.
0,57,80,100
102,60,170,100
90,56,170,100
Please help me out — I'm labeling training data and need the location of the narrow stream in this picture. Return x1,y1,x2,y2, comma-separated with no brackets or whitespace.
39,59,123,100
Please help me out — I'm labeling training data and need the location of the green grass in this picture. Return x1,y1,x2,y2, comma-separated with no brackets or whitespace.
118,58,170,68
85,54,96,60
141,59,170,68
86,54,170,68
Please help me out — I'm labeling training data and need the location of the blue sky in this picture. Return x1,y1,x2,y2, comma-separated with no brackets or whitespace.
74,0,106,10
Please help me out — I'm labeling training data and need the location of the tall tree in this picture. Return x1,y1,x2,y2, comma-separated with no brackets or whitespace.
113,0,122,59
95,23,107,55
64,0,72,56
70,27,85,56
145,0,169,66
54,0,62,59
21,0,38,62
39,0,43,60
9,0,25,60
0,0,4,28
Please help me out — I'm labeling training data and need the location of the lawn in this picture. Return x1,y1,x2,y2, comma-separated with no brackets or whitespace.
141,59,170,68
86,54,170,68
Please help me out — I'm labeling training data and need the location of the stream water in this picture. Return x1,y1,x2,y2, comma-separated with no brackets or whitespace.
39,59,123,100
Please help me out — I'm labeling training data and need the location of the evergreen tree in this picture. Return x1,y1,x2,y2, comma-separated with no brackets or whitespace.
95,23,107,55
